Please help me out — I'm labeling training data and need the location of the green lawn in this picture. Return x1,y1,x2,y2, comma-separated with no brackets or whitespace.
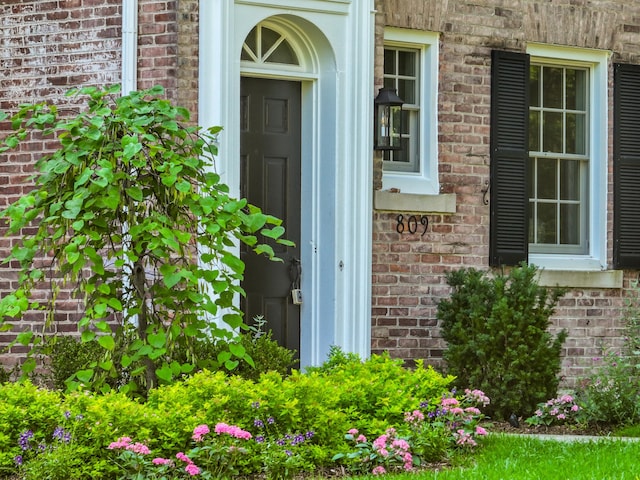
350,434,640,480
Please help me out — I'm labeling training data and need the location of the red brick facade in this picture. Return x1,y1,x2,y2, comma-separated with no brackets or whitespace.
2,0,640,386
371,0,640,386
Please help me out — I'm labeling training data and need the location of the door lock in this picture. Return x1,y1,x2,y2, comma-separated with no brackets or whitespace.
291,289,303,305
289,257,302,305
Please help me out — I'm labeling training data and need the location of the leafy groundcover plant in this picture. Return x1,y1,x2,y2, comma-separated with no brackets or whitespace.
525,394,584,427
0,352,491,479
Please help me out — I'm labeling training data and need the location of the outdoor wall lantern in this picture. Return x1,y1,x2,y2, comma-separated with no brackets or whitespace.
374,87,404,151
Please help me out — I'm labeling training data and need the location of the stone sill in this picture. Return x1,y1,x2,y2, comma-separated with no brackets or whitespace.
536,269,623,289
374,191,456,214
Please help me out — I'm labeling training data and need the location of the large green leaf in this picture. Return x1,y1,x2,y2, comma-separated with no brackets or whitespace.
98,335,115,351
147,331,166,349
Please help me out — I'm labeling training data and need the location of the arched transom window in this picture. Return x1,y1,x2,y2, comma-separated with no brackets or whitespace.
241,24,299,66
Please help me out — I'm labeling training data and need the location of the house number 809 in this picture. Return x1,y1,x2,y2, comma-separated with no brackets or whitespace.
396,214,429,236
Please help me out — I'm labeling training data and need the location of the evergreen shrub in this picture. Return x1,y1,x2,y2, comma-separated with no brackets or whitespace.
437,263,567,420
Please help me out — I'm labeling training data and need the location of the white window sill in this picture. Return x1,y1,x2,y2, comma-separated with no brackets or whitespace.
535,269,623,289
374,190,456,213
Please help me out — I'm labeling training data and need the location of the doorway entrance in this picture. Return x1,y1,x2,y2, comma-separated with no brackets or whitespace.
240,76,302,355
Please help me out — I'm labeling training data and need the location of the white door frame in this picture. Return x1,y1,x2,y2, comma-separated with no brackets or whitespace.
199,0,374,367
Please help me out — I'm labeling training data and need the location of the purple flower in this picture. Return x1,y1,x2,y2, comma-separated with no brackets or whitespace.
251,402,260,409
254,419,264,428
285,450,293,456
305,430,314,439
64,411,71,420
255,435,265,443
277,438,286,446
267,417,275,425
13,455,22,466
52,427,65,441
18,430,33,451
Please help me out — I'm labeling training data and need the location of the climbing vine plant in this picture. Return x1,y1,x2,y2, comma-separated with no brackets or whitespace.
0,85,292,394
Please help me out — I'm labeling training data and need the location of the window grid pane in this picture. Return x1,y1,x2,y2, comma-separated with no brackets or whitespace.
382,47,420,172
528,63,589,255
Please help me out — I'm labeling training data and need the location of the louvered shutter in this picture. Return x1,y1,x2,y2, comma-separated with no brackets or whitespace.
614,63,640,269
489,50,530,266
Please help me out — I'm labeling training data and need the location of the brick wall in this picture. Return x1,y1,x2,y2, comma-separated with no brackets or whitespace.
0,0,124,369
372,0,640,386
0,0,199,371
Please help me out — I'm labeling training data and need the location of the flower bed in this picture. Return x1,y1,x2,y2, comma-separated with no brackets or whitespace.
0,353,491,479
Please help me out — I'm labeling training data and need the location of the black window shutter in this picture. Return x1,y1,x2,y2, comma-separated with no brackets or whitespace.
614,63,640,269
489,50,530,267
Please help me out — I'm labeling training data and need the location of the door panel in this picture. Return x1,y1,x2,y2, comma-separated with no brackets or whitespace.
240,77,301,356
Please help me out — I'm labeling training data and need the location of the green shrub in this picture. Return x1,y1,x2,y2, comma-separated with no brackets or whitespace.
0,382,65,476
41,320,297,393
311,349,455,434
40,335,106,390
190,316,298,381
438,264,567,420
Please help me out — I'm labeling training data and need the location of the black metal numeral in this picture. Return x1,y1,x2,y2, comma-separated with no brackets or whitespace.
396,214,429,236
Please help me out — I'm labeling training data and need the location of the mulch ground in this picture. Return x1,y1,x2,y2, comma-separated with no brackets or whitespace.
486,419,614,437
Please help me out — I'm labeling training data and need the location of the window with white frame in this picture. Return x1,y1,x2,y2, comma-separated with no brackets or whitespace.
382,29,439,195
489,44,608,271
528,63,589,255
528,46,607,270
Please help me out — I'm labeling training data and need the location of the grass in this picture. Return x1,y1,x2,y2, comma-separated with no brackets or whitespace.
349,434,640,479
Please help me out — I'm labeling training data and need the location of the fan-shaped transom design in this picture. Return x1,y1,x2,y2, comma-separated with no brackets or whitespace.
241,24,299,66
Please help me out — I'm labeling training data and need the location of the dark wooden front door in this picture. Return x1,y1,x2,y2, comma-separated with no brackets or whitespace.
240,77,301,355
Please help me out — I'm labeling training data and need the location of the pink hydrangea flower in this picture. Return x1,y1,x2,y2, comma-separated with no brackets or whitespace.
347,428,359,435
185,463,201,476
372,465,386,475
391,438,410,451
214,423,252,440
571,404,580,412
404,409,425,423
456,429,477,447
372,434,388,451
441,397,460,407
403,452,414,471
127,442,151,455
356,434,367,443
152,458,173,465
176,452,193,464
192,424,210,442
107,437,132,449
475,426,488,436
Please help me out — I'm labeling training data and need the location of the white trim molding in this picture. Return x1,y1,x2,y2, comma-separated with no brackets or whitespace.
199,1,375,367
